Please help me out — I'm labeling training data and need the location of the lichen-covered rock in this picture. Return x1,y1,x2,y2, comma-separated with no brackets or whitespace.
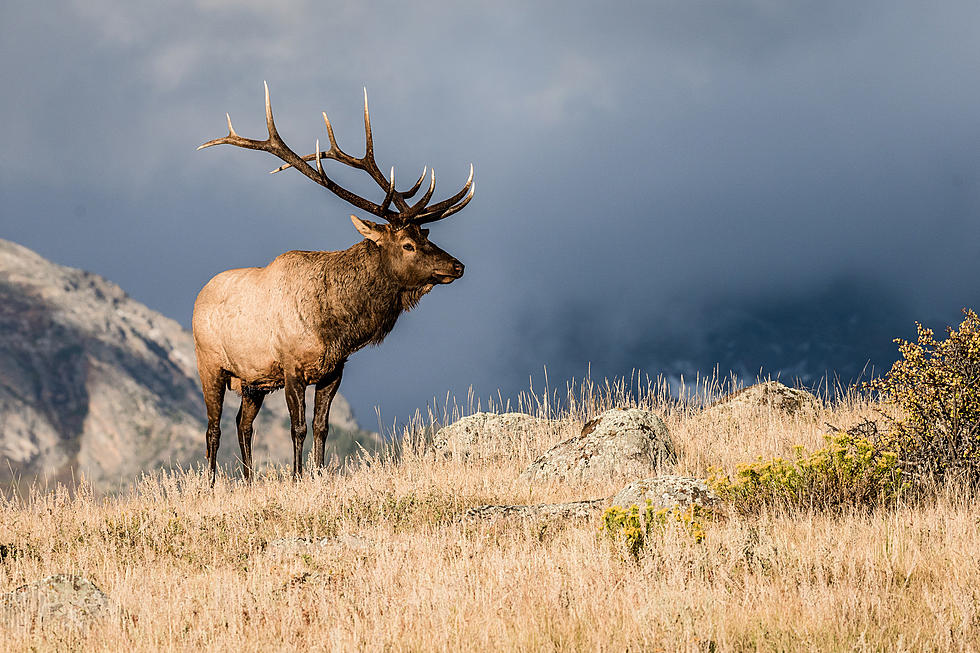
463,499,607,521
1,574,111,628
520,408,674,482
432,412,555,459
264,537,322,555
610,476,719,511
703,381,819,419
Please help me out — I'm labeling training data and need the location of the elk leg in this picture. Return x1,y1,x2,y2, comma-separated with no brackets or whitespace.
284,374,307,479
236,389,265,482
201,369,228,487
312,363,345,470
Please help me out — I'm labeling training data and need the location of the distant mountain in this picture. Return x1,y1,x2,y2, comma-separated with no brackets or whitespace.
0,239,375,494
659,278,916,388
515,277,922,396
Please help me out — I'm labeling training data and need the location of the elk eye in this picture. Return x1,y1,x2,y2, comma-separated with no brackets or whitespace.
402,243,416,252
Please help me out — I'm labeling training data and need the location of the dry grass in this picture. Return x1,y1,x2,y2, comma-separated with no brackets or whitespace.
1,375,979,652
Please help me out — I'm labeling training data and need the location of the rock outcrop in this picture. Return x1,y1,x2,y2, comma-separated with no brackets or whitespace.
463,477,717,522
521,408,674,482
609,476,719,511
0,574,112,628
432,412,556,459
0,239,371,493
702,381,819,420
462,499,607,521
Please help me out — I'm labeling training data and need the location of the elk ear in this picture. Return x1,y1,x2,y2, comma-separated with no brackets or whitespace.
350,215,383,243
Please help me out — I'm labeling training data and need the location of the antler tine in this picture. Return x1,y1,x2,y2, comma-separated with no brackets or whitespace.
439,182,475,218
379,167,396,214
314,138,326,180
362,88,374,162
197,113,240,150
197,80,280,153
401,169,437,219
263,81,280,139
415,181,475,225
401,166,428,198
322,110,361,167
321,112,340,154
412,164,475,224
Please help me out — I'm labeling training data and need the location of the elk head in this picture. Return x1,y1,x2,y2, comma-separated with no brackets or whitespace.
350,216,464,292
198,81,474,250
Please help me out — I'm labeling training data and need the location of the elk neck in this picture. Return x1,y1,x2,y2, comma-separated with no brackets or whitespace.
307,240,428,351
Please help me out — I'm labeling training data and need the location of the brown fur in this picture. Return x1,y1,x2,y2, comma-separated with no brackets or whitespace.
194,86,473,483
193,220,463,481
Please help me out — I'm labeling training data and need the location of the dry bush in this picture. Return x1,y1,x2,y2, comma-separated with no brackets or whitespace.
870,309,980,484
1,373,978,651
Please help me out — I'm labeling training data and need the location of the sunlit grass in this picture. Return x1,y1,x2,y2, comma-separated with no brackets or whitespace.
1,373,977,651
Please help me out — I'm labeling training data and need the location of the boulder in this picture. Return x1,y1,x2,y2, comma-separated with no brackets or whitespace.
1,574,111,628
463,499,607,521
432,412,554,459
521,408,674,482
609,476,719,511
703,381,819,419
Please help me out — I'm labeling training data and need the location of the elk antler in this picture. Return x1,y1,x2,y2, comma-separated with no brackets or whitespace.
199,83,474,226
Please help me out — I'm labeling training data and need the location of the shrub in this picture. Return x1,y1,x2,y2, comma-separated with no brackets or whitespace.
869,308,980,484
709,430,907,514
601,501,713,559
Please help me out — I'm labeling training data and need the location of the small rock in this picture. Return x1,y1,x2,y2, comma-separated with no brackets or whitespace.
265,537,318,555
265,534,372,556
610,476,719,511
1,574,111,628
331,534,372,553
703,381,819,419
463,499,607,521
521,408,675,482
432,412,555,459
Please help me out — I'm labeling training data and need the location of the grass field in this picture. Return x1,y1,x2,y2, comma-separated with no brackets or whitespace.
1,376,978,651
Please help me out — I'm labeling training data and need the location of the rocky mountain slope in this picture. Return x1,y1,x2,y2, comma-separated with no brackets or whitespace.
0,239,374,493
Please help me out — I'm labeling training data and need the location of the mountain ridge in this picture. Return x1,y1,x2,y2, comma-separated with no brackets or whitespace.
0,238,371,494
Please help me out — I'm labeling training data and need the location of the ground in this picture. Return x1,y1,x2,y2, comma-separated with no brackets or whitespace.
0,376,978,651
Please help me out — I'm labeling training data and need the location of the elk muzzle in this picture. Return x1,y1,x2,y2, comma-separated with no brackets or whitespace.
432,259,464,284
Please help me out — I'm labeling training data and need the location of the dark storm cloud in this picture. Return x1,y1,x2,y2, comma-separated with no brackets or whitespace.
511,276,916,391
1,1,979,428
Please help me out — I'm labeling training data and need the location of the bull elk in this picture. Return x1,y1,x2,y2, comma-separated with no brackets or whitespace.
193,83,473,483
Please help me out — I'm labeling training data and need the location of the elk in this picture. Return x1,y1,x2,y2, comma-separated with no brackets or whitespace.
193,83,473,483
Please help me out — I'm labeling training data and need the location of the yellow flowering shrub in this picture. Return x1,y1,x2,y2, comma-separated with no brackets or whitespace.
709,431,907,514
601,501,713,559
710,309,980,513
869,308,980,483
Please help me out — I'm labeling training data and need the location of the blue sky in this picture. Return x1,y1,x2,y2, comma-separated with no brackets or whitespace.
2,1,979,429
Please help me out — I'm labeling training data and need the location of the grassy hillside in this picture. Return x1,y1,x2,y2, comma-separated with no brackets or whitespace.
1,376,978,651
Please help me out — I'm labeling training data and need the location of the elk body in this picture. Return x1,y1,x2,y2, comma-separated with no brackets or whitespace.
193,83,473,482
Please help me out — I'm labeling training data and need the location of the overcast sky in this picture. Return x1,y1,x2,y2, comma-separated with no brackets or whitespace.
2,1,979,431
